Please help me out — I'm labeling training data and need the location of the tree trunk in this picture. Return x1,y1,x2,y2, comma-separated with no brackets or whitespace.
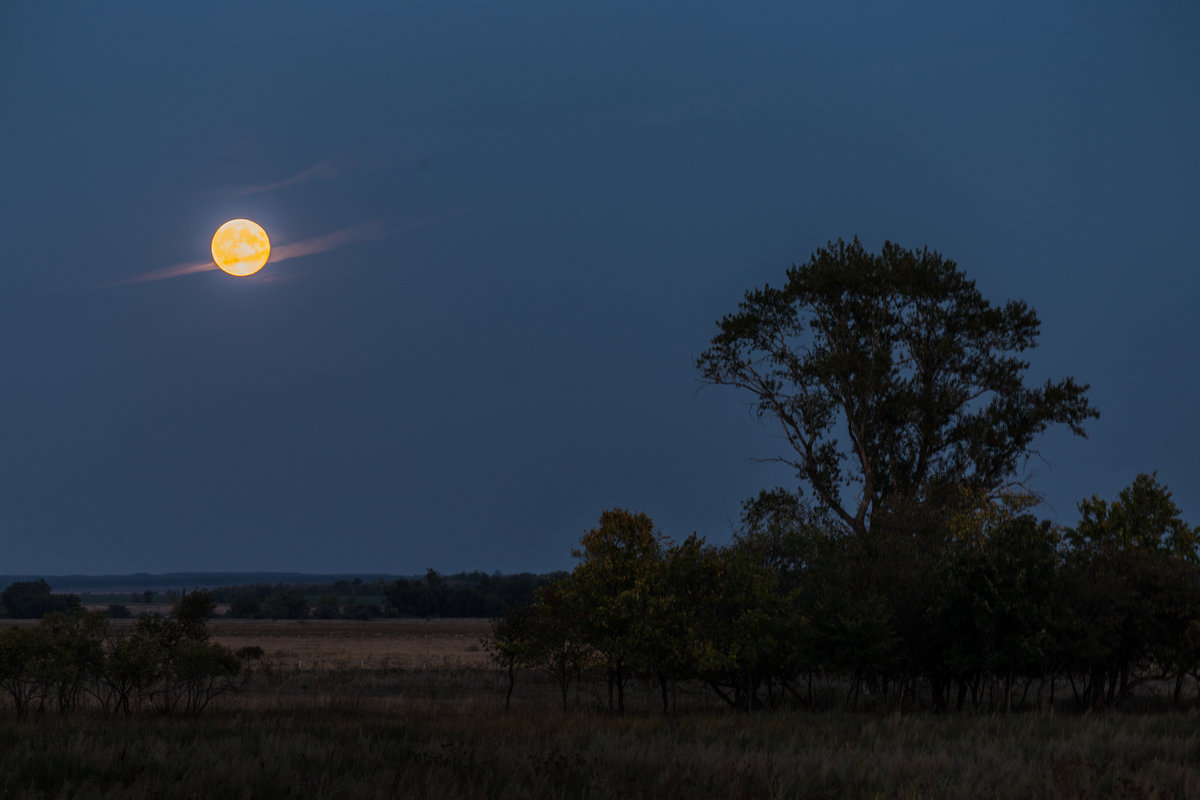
504,664,515,711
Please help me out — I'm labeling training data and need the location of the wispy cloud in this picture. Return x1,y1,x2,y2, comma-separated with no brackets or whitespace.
236,159,339,197
110,259,220,286
110,222,383,286
269,220,388,262
109,207,473,287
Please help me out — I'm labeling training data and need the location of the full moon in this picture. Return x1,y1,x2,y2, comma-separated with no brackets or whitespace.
211,219,271,277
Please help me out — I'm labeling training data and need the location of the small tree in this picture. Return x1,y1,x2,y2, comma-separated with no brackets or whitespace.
483,603,538,711
526,578,590,712
0,625,44,718
106,604,133,619
570,508,667,713
173,590,216,639
96,623,161,715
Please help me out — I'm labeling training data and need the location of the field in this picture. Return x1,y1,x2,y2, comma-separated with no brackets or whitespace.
209,618,494,672
3,618,1200,799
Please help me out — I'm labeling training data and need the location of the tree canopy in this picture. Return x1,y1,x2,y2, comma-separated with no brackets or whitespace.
697,238,1098,537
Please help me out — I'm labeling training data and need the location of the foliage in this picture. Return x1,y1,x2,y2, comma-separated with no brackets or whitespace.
569,509,667,712
105,603,133,619
260,589,308,620
490,474,1199,714
1,580,80,619
384,570,549,619
696,238,1098,538
226,587,262,618
0,591,250,718
1067,471,1199,560
1058,473,1200,709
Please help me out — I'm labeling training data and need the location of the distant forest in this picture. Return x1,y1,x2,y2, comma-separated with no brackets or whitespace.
0,571,558,621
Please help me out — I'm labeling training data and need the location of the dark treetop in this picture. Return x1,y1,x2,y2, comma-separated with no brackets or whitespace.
697,239,1098,537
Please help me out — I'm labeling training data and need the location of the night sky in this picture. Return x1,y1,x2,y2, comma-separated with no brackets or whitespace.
2,3,1197,575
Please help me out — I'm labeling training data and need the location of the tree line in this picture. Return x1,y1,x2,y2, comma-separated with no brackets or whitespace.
217,571,550,620
0,591,252,718
488,476,1198,714
0,573,552,622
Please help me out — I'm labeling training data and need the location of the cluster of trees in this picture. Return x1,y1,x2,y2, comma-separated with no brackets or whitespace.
0,591,252,718
2,579,81,619
381,570,547,618
220,571,548,620
489,239,1197,714
1,572,552,624
490,480,1199,714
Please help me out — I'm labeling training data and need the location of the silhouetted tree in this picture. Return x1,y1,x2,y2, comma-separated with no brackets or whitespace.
1060,473,1200,709
261,589,307,620
227,587,261,618
483,603,538,711
697,238,1098,540
2,579,80,619
106,604,133,619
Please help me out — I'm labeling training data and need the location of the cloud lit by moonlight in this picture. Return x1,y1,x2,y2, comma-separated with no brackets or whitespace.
113,220,390,286
109,204,474,287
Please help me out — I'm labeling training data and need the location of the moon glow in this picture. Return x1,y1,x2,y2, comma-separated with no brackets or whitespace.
211,219,271,277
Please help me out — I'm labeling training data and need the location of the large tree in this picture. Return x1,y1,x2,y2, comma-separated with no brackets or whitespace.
697,238,1097,538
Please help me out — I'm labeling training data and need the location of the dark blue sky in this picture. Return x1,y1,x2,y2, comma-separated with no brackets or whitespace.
2,3,1197,574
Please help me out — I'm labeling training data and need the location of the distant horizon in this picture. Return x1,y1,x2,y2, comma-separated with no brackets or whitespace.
0,569,563,594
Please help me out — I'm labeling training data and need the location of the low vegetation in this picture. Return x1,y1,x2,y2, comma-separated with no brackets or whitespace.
1,656,1200,799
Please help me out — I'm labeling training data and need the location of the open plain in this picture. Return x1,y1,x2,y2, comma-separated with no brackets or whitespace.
208,617,494,672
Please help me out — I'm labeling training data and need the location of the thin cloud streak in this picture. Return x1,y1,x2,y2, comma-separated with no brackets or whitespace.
113,219,399,286
236,160,339,197
109,259,218,286
109,203,479,287
268,220,388,262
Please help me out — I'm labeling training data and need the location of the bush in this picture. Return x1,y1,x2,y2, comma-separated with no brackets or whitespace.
106,604,133,619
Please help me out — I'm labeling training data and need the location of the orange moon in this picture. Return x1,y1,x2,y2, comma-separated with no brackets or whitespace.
211,219,271,277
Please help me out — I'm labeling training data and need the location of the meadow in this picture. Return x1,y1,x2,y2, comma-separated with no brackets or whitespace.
3,618,1200,799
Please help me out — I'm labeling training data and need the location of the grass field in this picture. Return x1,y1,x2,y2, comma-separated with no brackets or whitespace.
209,618,493,672
3,619,1200,799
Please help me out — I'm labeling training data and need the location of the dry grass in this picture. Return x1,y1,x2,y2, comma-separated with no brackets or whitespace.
0,616,494,671
3,702,1200,799
208,618,493,671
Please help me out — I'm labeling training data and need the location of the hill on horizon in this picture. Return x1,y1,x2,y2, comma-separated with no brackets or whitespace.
1,572,425,594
